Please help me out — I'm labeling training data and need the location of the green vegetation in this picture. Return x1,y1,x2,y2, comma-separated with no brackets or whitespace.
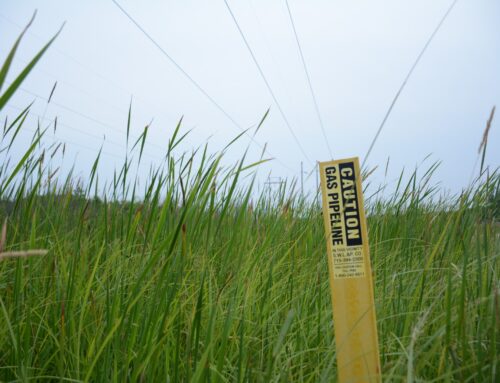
0,19,498,383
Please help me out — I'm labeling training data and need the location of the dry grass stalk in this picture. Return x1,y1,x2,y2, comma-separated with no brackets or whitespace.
0,219,6,253
0,250,48,260
0,219,48,260
478,106,495,154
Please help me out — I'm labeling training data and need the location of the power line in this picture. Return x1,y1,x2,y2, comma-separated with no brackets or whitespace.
0,13,133,98
222,0,313,165
6,103,118,145
110,0,243,128
284,0,333,160
247,0,300,128
109,0,296,174
5,92,285,174
363,0,460,168
2,109,129,162
16,86,168,157
2,6,296,174
4,103,163,162
0,12,200,135
9,82,293,177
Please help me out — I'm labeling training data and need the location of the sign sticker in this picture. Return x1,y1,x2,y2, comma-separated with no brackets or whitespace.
324,160,366,278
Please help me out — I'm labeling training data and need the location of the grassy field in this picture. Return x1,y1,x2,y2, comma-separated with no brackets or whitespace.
1,21,499,383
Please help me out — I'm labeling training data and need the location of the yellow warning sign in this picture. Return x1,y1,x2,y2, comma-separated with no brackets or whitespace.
319,157,381,382
323,159,366,278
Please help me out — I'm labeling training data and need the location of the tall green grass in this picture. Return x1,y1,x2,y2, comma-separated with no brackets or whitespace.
0,20,498,382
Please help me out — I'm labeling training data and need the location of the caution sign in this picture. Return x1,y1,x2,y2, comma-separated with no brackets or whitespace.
320,157,381,383
323,160,365,278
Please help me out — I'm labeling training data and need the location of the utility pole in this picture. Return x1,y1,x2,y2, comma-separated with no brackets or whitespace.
264,176,284,202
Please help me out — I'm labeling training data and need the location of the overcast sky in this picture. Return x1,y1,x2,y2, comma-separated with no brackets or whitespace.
1,0,499,195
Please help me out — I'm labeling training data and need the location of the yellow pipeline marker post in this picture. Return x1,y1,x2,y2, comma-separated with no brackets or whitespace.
319,157,381,383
